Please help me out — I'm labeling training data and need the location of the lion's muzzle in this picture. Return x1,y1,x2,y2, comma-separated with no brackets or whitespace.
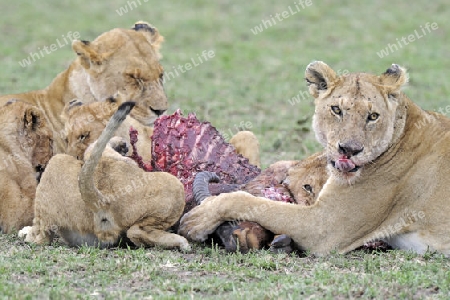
332,158,360,173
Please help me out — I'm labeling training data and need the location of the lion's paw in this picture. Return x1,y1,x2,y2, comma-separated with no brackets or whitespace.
178,203,223,242
179,238,192,252
18,226,33,239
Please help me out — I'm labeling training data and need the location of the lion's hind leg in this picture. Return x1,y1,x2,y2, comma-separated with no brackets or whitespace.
126,223,191,251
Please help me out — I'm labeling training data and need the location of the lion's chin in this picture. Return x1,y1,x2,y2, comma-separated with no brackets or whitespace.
131,114,156,127
328,163,362,185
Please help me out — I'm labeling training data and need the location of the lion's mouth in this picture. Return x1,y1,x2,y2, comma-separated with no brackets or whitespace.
331,157,361,173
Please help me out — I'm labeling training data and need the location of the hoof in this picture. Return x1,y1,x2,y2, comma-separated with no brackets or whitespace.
213,222,238,252
269,234,294,254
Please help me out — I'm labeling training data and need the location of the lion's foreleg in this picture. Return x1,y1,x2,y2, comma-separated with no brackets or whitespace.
179,190,376,255
21,198,54,245
20,223,53,245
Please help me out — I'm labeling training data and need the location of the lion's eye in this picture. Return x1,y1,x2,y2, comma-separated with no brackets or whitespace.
303,184,313,194
78,132,90,142
368,112,379,121
331,105,342,116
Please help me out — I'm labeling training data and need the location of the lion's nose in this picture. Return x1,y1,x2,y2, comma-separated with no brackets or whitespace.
150,108,166,116
338,142,364,157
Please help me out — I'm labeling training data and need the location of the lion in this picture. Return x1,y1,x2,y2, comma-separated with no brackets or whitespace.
61,93,152,161
195,153,328,253
0,100,53,233
0,21,168,153
19,102,189,250
179,62,450,256
284,152,328,205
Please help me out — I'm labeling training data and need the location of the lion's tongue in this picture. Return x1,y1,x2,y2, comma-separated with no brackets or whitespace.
335,158,356,172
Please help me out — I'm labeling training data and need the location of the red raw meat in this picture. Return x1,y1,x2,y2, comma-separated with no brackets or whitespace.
129,109,261,213
129,127,152,171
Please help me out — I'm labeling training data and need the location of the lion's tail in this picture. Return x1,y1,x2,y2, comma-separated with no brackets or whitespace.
78,102,135,211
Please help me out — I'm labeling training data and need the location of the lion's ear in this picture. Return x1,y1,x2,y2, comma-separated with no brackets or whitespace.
23,107,43,132
61,99,83,121
132,21,164,54
379,64,408,95
72,40,111,70
305,61,338,98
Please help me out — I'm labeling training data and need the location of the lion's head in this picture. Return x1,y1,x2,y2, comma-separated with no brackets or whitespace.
305,62,408,184
285,152,328,205
62,96,121,160
71,21,167,126
1,100,53,181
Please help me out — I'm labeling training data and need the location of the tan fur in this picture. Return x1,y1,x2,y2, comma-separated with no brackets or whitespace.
179,62,450,256
285,152,328,205
63,98,256,164
229,131,261,168
0,21,167,153
20,103,189,250
62,94,152,161
230,153,328,253
0,101,53,233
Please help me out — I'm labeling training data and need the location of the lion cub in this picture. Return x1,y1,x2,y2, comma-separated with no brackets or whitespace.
0,100,53,233
20,102,189,250
62,93,153,162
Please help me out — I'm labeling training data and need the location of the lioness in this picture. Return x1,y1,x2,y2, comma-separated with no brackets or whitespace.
20,102,189,250
179,62,450,256
0,100,53,233
0,21,167,153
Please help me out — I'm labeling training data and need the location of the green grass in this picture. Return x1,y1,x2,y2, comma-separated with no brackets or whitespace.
1,0,449,298
1,234,449,299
